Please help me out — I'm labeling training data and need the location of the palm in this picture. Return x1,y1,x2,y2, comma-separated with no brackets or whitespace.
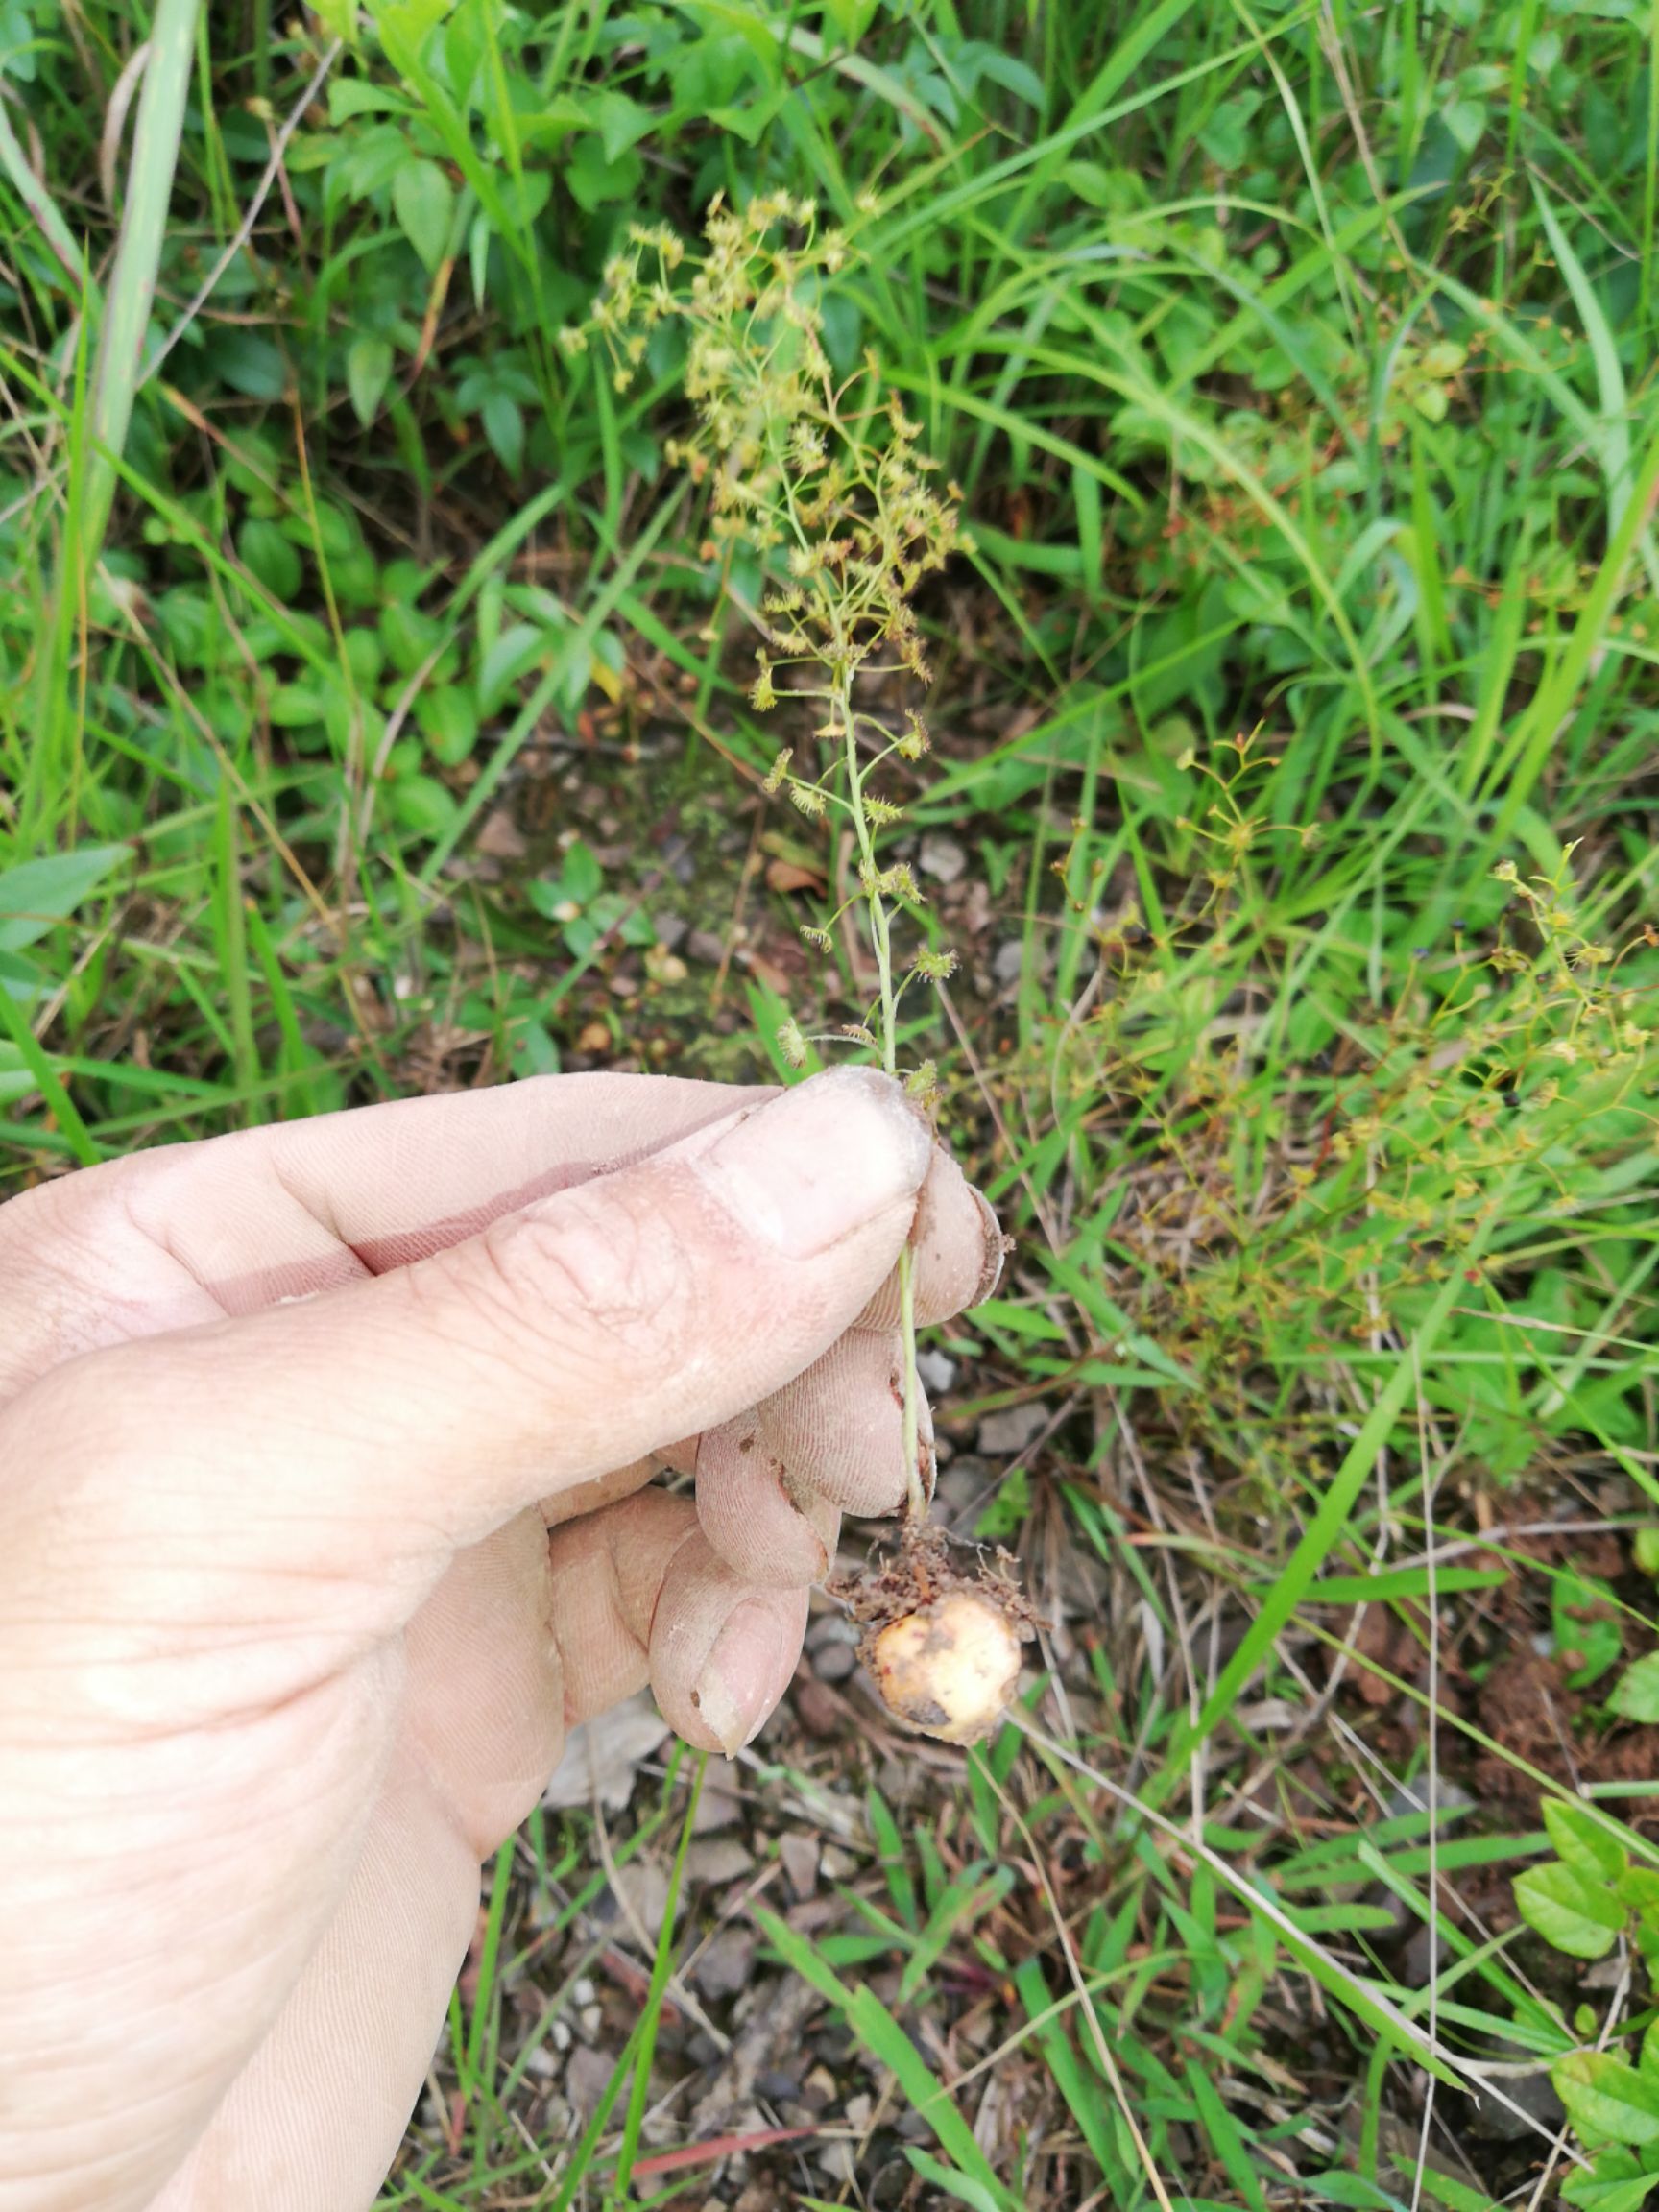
0,1072,996,2212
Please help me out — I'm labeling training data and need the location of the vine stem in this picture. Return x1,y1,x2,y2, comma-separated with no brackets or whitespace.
838,661,927,1527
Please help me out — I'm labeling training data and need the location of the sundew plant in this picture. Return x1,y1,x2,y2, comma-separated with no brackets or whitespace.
566,198,1027,1742
567,196,967,1528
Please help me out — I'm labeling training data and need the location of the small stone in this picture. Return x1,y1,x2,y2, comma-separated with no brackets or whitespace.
801,2065,837,2109
654,911,689,950
613,1861,672,1939
686,1837,755,1886
976,1402,1048,1456
796,1679,843,1737
1382,1778,1474,1824
550,2018,572,2052
779,1832,820,1900
814,1640,856,1684
935,1457,997,1530
571,1978,596,2008
524,2044,557,2080
543,1693,669,1813
816,2141,858,2183
474,806,527,860
917,1348,957,1394
918,832,968,884
992,939,1025,985
694,1786,741,1833
686,929,727,966
565,2045,615,2118
694,1927,757,1999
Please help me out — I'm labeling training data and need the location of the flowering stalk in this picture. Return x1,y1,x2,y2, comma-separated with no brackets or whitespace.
566,196,965,1527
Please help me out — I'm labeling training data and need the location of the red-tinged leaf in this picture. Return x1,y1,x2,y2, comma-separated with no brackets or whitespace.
630,2127,818,2178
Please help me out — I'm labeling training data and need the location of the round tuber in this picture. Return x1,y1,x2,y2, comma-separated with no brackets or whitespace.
867,1587,1023,1745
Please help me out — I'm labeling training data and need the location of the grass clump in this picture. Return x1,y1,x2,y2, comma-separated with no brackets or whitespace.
3,0,1659,2204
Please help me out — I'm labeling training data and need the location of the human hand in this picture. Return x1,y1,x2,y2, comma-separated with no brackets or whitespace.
0,1068,1000,2212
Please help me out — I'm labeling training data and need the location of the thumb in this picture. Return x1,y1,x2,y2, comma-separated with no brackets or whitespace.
5,1069,930,1668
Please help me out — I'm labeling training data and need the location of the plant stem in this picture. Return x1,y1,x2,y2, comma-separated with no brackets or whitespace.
838,660,927,1527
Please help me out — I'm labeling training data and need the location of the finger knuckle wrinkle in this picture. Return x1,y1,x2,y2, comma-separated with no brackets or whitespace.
484,1192,694,1362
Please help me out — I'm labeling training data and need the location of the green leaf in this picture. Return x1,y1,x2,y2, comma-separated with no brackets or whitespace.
347,335,394,426
974,1465,1028,1543
1545,1801,1629,1885
1514,1862,1626,1960
238,517,302,602
820,0,878,39
565,135,643,210
1554,1566,1623,1691
416,684,478,766
480,390,524,476
393,158,454,272
1392,2158,1503,2212
904,2148,1010,2212
328,79,406,121
589,89,655,162
973,47,1045,108
311,0,360,38
210,330,289,401
0,1039,35,1101
1300,2174,1404,2210
1611,1657,1659,1722
1556,2054,1659,2148
0,845,130,952
1441,96,1486,152
388,772,461,840
560,840,603,907
1563,2147,1659,2212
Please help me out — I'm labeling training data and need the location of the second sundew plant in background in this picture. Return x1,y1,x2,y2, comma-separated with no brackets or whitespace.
568,197,1026,1744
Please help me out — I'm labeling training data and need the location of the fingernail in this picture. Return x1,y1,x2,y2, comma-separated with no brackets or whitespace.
690,1068,930,1258
692,1599,783,1756
971,1186,1010,1306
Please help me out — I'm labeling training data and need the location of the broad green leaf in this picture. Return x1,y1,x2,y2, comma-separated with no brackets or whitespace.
1393,2158,1503,2212
820,0,878,39
238,517,302,601
393,158,453,272
1563,2148,1659,2212
328,80,407,121
1514,1862,1625,1960
1545,1801,1629,1885
1611,1656,1659,1722
481,390,524,477
1442,96,1486,152
415,684,478,766
0,846,130,951
1556,2053,1659,2148
347,335,394,426
311,0,359,38
589,89,655,162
